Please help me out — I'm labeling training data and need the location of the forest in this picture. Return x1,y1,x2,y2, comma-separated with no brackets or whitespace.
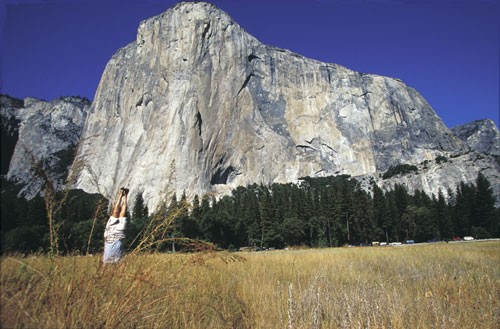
1,173,498,254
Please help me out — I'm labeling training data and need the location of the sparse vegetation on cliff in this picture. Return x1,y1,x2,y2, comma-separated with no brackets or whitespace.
382,163,419,179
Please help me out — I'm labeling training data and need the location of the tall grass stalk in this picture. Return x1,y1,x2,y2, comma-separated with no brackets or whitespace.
27,144,85,256
1,241,499,328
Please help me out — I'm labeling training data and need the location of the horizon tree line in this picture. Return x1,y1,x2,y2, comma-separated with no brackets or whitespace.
1,172,498,254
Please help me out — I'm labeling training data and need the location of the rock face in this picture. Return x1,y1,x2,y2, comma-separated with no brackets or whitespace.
0,95,23,176
73,2,493,210
451,119,500,156
360,152,500,204
1,95,89,198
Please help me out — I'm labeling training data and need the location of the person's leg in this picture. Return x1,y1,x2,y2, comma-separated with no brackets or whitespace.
112,189,124,218
119,189,128,218
103,240,123,263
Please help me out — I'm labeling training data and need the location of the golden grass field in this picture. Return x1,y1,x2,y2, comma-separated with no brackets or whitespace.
1,241,499,329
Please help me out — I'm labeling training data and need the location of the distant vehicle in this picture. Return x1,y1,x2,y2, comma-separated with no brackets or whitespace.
463,236,475,241
380,242,388,246
406,240,415,244
372,241,380,246
389,242,402,246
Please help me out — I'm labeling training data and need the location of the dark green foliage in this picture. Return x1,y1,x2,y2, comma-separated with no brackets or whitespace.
0,114,20,176
435,155,448,164
55,189,108,254
382,164,418,179
1,182,108,255
1,172,498,253
52,145,78,178
125,192,149,250
474,173,498,237
411,206,438,242
3,225,48,254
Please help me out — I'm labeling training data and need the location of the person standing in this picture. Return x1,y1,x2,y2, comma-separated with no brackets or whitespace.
103,187,129,263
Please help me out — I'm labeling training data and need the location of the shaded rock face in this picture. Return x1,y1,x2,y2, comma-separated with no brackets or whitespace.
0,95,23,175
1,95,89,198
451,119,500,156
74,2,469,210
359,152,500,204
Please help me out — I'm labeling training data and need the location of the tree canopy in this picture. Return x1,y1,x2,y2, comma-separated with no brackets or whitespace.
1,173,498,254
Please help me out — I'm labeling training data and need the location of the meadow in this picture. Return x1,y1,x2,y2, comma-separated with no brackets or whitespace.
1,241,499,329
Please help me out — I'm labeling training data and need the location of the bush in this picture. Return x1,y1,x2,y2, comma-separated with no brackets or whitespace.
435,155,448,164
382,164,418,179
3,225,48,253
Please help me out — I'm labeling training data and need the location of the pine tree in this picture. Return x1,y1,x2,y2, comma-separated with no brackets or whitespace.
454,182,476,236
410,205,437,242
392,184,410,242
372,184,388,241
259,187,276,247
126,191,149,250
191,195,201,221
474,173,498,238
351,187,375,245
385,192,398,242
132,192,149,219
435,190,453,239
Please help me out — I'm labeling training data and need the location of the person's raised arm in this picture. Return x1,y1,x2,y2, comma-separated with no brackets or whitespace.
112,190,124,218
119,188,129,218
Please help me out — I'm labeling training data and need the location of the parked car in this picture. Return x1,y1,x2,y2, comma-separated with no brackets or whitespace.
463,236,475,241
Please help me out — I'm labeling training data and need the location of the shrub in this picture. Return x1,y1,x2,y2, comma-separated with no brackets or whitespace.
435,155,448,164
382,164,418,179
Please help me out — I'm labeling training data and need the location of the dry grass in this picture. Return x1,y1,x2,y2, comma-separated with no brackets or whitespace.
1,241,499,329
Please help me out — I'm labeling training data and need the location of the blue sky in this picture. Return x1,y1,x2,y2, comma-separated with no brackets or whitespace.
1,0,499,128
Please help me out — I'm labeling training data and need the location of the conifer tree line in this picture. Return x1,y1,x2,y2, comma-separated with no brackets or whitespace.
1,173,498,254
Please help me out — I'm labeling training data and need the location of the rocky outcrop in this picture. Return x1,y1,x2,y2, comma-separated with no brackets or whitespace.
0,95,23,175
451,119,500,156
358,151,500,204
73,2,478,211
1,95,89,198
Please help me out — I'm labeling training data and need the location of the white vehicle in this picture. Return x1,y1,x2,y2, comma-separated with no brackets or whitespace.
463,236,475,241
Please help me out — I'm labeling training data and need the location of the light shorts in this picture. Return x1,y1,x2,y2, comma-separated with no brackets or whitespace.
103,239,124,263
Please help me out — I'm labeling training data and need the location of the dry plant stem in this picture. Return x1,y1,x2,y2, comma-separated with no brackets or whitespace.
129,201,201,255
1,241,498,329
25,144,83,256
86,199,106,256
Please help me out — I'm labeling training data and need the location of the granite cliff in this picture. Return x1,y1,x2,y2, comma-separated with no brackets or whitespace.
451,119,500,156
2,2,497,211
70,2,498,210
1,95,89,198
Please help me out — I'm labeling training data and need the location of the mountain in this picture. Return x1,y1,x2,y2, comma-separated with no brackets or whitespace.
0,95,23,176
368,151,499,201
2,2,498,211
0,95,89,198
68,2,499,210
451,119,500,156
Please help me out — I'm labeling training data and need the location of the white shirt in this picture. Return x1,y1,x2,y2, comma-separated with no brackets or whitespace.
104,216,127,243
